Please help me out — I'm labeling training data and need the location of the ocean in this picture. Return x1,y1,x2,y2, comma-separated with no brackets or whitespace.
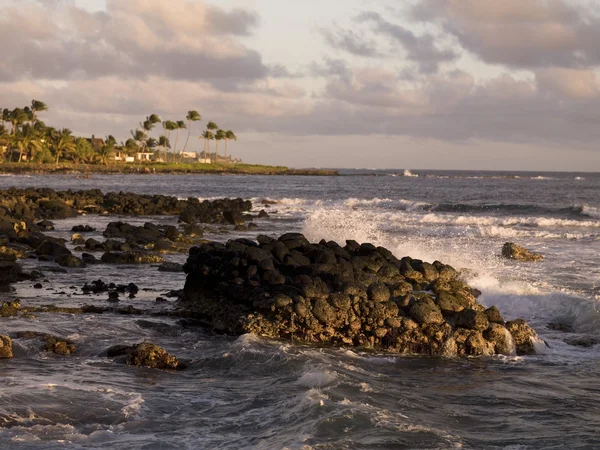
0,169,599,449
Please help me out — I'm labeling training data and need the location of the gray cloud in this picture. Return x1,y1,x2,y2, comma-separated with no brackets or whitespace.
413,0,600,69
321,27,382,58
356,11,459,73
0,0,268,83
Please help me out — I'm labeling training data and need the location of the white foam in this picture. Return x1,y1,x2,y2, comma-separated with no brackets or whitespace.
581,205,600,219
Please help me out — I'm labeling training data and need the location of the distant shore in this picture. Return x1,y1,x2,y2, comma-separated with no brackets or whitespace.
0,162,338,176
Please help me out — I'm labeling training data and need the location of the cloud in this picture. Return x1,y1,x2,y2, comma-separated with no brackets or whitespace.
356,11,459,73
0,0,267,83
321,27,381,58
413,0,600,69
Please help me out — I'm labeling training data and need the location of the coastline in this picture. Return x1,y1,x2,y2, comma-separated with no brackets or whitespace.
0,162,338,176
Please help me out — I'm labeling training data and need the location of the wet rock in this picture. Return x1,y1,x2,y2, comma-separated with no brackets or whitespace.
37,200,78,219
0,300,21,317
0,335,13,358
35,240,71,259
56,254,86,268
485,306,505,324
126,342,181,370
36,220,55,231
565,336,600,348
409,298,444,325
72,233,86,245
15,331,76,355
158,262,184,272
547,322,574,333
456,309,490,331
72,225,96,232
108,291,120,302
506,319,540,355
0,260,23,285
501,242,544,262
101,252,164,264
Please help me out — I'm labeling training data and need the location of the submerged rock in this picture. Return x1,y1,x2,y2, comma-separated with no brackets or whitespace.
101,252,164,264
182,234,539,357
16,331,76,355
501,242,544,262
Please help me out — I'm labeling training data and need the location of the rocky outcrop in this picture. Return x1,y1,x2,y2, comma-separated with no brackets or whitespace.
182,234,539,357
501,242,544,262
106,342,181,370
0,187,253,225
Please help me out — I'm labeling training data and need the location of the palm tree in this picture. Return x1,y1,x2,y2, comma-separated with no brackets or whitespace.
9,108,29,135
30,99,48,122
201,130,215,160
0,125,9,161
162,120,177,162
173,120,186,155
1,109,10,130
96,135,117,166
215,129,225,163
224,130,237,159
158,135,170,161
182,110,201,152
139,114,160,150
50,128,76,165
11,124,42,163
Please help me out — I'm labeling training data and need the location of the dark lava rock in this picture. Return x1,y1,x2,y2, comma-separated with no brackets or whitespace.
181,234,539,357
56,254,86,268
126,342,181,370
506,319,540,354
16,331,76,355
100,252,164,264
501,242,544,262
1,300,21,317
158,262,184,272
0,335,13,358
565,336,600,348
36,220,55,231
547,322,574,333
72,225,96,232
36,240,71,259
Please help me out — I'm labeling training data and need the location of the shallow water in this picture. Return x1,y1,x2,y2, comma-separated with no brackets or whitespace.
1,170,599,449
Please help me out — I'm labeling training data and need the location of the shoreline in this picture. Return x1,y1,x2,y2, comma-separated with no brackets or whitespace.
0,162,338,176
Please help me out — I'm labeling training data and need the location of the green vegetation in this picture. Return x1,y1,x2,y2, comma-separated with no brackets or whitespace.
0,100,336,175
0,162,337,176
0,101,239,166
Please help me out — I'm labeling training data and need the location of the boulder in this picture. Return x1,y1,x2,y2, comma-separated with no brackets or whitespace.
1,300,21,317
72,225,96,232
506,319,540,354
35,240,72,259
501,242,544,262
0,335,13,358
56,254,86,268
126,342,181,370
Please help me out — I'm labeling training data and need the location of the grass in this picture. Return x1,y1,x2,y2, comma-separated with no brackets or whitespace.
0,162,338,176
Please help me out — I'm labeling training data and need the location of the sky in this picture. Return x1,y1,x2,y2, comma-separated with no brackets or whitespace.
1,0,600,171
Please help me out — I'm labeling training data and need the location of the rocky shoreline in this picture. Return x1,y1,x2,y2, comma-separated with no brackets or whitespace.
0,187,548,370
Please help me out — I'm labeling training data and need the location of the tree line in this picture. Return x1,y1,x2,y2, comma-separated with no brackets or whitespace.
0,100,237,165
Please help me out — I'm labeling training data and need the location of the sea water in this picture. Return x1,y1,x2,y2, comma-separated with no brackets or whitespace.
0,170,599,449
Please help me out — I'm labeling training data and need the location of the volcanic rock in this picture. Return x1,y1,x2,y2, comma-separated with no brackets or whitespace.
501,242,544,262
182,234,539,356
